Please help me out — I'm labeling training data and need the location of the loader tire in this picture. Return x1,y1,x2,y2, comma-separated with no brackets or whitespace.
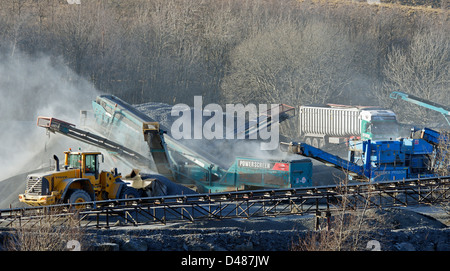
119,186,140,200
67,189,91,210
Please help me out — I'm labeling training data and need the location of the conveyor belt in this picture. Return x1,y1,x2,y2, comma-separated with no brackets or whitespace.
37,116,152,167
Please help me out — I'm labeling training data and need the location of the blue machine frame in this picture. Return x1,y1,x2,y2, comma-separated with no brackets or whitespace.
348,138,435,181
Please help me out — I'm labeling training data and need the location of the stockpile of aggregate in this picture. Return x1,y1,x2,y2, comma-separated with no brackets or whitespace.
81,208,449,251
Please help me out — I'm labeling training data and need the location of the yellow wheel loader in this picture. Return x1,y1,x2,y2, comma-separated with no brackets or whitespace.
19,150,140,206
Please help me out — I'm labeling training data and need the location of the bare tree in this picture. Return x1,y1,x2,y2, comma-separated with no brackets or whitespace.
221,19,355,138
222,19,354,104
50,2,98,77
5,209,86,251
292,173,387,251
379,26,450,125
432,130,450,176
0,0,447,110
432,131,450,223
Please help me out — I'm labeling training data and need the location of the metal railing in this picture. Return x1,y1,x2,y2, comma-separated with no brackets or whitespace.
1,176,449,229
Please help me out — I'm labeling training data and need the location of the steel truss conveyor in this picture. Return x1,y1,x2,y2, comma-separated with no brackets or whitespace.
0,176,448,229
36,116,152,167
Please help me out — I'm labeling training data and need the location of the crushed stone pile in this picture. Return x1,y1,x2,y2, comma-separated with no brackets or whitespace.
74,207,449,251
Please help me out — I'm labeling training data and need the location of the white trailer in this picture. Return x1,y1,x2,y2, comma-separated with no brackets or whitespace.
299,104,398,148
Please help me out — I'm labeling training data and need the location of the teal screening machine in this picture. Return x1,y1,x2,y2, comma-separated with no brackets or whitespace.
91,94,312,193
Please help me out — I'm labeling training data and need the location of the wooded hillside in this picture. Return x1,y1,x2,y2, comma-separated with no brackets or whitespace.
0,0,448,132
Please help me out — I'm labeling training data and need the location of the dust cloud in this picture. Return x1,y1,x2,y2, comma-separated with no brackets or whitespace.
0,51,99,180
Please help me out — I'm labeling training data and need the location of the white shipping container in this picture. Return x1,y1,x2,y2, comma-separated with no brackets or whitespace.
299,105,361,137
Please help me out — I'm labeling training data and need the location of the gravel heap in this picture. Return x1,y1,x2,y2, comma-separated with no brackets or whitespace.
81,207,449,251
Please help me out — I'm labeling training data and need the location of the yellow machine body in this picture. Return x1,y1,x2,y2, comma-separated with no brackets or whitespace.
19,150,124,206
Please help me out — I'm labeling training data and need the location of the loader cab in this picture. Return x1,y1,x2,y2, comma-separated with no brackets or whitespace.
64,150,103,179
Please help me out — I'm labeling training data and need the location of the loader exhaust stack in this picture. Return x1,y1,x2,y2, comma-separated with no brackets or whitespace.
53,155,60,172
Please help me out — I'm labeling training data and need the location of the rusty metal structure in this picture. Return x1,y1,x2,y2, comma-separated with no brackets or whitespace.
1,175,448,230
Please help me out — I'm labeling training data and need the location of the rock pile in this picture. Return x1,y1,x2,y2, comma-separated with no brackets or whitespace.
83,208,449,251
